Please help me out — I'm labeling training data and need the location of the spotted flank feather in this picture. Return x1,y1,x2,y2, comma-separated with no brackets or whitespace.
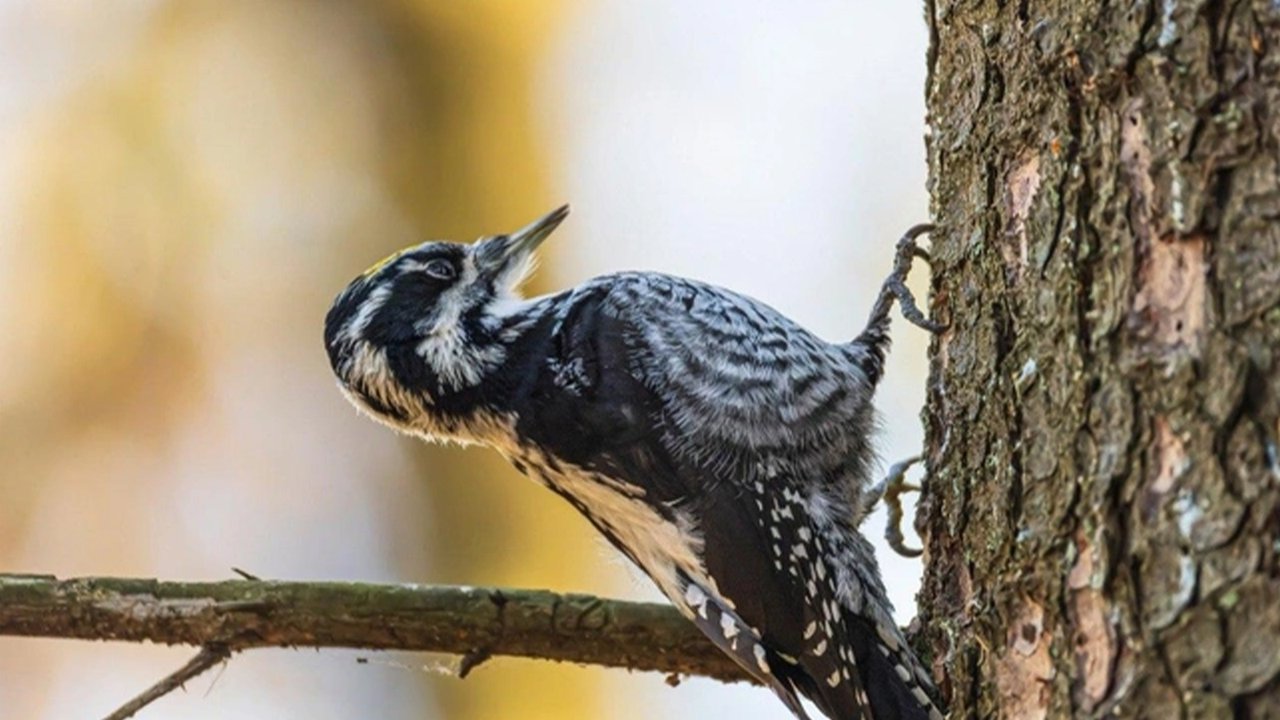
680,575,812,719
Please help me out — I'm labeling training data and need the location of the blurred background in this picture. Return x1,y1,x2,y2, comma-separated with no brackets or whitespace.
0,1,930,718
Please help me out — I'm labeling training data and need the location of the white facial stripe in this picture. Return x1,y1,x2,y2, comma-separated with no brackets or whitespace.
415,333,506,389
339,284,391,344
410,255,512,390
413,255,477,336
398,259,431,272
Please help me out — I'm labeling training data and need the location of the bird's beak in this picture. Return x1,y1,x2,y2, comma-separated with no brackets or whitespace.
508,204,570,258
475,204,570,282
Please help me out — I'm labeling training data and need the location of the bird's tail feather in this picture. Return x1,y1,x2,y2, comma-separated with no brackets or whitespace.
843,614,942,720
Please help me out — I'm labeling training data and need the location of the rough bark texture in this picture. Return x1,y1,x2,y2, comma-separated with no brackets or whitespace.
0,575,751,685
920,1,1280,718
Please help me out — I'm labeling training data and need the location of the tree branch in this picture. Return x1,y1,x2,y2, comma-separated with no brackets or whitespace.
103,644,230,720
0,574,753,688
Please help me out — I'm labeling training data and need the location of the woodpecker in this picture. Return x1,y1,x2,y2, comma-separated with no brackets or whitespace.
324,205,945,720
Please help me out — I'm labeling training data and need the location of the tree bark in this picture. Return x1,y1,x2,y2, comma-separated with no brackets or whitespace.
920,1,1280,718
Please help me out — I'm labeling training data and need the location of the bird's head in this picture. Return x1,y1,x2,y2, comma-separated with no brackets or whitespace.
324,205,568,432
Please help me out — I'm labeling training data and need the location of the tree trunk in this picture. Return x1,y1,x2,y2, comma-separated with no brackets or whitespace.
920,1,1280,718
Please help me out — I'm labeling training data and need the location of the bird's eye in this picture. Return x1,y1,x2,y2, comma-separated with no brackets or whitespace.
423,259,456,281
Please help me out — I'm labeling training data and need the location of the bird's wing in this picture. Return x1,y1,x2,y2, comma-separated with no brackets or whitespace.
515,275,924,719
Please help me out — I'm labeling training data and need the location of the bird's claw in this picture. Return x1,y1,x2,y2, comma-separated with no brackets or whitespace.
887,225,947,334
867,455,925,558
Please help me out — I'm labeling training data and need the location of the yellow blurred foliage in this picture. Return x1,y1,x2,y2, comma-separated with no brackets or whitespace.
0,1,605,718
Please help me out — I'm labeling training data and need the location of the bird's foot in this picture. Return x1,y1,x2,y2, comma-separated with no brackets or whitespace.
886,224,946,334
865,455,925,558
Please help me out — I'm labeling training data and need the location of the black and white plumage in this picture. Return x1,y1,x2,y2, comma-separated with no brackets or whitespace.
324,205,944,720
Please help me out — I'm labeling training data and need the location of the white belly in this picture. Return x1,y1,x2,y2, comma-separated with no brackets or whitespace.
516,447,707,608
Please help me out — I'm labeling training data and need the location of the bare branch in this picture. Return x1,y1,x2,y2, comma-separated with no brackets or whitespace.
103,644,230,720
0,574,753,686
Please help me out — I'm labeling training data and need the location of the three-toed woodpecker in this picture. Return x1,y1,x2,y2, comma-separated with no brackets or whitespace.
324,205,944,720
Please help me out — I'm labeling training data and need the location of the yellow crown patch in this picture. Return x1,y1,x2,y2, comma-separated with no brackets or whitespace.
362,248,409,278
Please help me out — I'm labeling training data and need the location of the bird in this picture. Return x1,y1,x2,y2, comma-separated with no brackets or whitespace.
324,205,945,720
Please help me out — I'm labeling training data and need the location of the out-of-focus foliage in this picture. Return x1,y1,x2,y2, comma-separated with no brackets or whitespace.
0,2,600,718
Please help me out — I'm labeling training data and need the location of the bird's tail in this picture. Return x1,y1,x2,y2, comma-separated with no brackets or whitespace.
779,611,943,720
796,613,943,720
849,613,942,720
